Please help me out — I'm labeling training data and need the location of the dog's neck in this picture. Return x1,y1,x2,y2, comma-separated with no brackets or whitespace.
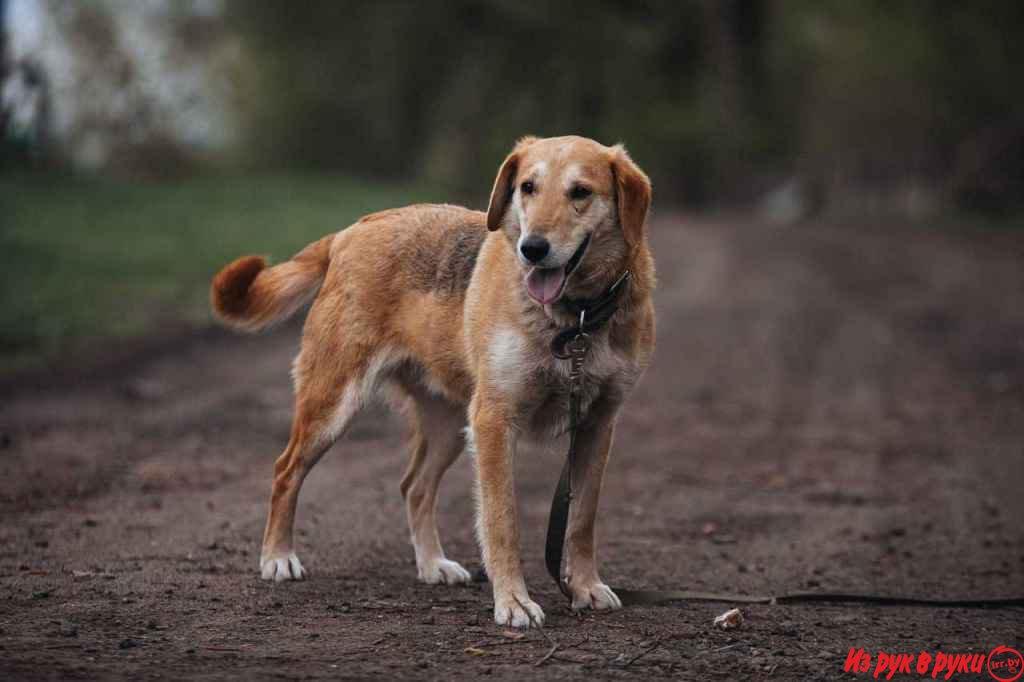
548,269,633,357
541,243,652,332
557,268,630,319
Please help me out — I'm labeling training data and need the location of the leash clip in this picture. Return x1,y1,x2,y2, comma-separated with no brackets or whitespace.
553,308,591,361
566,310,589,423
566,310,590,385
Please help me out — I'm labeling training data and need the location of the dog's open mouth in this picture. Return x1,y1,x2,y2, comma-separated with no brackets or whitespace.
524,233,591,305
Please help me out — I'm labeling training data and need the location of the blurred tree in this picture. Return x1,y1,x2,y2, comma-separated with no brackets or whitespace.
773,0,1024,215
234,0,730,203
6,0,1022,215
2,0,242,176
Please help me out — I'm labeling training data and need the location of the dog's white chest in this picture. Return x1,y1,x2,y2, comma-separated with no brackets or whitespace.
486,325,637,435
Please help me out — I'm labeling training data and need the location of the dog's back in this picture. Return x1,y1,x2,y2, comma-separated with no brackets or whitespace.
211,204,487,331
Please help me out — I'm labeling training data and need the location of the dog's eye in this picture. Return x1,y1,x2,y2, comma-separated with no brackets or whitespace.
520,181,535,195
569,185,592,201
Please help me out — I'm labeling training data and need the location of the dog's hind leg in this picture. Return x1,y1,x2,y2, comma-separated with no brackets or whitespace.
259,332,379,581
399,390,471,585
259,383,356,582
259,421,332,582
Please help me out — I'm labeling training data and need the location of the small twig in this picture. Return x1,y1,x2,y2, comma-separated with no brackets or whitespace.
712,642,743,653
537,634,591,667
468,638,531,649
622,639,662,667
535,643,560,667
706,642,743,655
511,595,555,646
511,595,565,667
567,634,591,651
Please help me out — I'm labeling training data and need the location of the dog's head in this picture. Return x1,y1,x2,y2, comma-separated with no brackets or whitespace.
486,135,651,305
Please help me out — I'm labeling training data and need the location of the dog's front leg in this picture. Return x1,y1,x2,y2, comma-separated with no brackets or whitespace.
565,394,624,612
470,393,545,628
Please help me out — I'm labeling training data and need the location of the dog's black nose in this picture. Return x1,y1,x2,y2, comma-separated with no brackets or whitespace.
520,236,550,263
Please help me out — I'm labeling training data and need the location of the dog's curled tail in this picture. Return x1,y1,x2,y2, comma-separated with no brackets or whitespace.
211,233,335,332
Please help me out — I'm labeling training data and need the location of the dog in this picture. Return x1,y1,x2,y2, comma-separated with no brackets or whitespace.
210,135,655,628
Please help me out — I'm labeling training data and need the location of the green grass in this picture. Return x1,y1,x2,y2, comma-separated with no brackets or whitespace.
0,171,439,372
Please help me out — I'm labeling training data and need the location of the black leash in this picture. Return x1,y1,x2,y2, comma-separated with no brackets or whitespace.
545,269,632,599
543,275,1024,611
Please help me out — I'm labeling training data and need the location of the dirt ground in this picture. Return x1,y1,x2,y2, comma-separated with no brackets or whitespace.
1,215,1022,681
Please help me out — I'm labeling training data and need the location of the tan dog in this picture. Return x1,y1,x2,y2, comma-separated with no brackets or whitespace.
210,135,655,628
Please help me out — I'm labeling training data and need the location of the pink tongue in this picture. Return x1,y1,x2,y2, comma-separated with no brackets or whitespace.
526,267,566,304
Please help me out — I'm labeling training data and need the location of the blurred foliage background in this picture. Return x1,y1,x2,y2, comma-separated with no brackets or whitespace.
233,0,1024,213
2,0,1023,370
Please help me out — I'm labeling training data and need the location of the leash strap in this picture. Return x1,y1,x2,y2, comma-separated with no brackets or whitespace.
546,444,1024,609
544,440,575,600
547,271,633,595
612,590,1024,609
545,315,589,600
543,278,1024,611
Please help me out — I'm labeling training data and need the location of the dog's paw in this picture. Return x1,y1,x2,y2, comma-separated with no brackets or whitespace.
494,595,545,629
260,552,306,582
418,558,472,585
570,580,622,612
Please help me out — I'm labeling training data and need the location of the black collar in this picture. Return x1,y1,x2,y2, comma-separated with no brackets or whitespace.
550,270,632,358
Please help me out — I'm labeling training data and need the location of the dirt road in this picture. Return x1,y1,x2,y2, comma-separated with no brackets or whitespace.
2,215,1022,680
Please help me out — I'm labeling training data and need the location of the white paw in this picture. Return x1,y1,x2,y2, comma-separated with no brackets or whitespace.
494,595,546,629
418,558,472,585
260,552,306,582
570,581,622,611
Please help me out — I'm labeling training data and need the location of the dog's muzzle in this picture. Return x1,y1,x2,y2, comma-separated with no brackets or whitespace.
524,234,591,305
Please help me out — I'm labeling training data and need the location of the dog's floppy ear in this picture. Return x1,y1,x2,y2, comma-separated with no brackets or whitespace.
486,136,537,231
610,145,652,250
